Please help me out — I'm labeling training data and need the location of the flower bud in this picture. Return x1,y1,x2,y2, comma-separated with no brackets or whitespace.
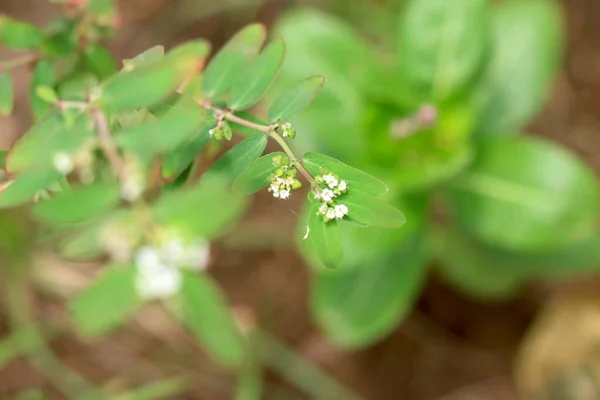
291,179,302,190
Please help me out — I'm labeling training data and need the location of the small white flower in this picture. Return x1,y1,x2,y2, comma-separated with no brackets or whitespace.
314,192,321,200
121,176,145,202
269,183,279,193
334,204,349,219
184,241,210,270
272,191,280,198
338,180,347,191
53,152,74,175
321,189,335,203
285,177,295,186
160,239,185,265
279,189,290,199
135,246,162,274
318,203,328,215
135,265,182,300
325,208,336,220
208,128,215,137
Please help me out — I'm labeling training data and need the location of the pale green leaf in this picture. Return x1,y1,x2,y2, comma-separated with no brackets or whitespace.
201,23,266,98
122,46,165,70
0,169,60,208
30,59,55,121
33,181,121,224
70,265,140,337
443,137,600,251
173,272,244,367
228,39,285,111
0,16,43,49
268,75,325,122
306,202,342,269
342,191,406,228
0,72,14,115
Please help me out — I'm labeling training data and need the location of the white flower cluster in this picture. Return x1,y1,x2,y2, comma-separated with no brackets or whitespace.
267,155,301,200
280,122,296,139
314,172,349,222
134,237,210,300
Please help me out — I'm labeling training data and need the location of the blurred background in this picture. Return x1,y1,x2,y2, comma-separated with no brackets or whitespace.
2,0,600,399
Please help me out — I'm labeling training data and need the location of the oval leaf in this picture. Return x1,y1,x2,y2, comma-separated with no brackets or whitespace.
471,0,563,137
231,152,285,194
175,272,245,367
0,169,61,208
33,181,121,224
268,75,325,122
30,59,55,121
0,16,43,50
98,54,198,113
203,134,268,184
122,45,165,71
228,39,286,111
70,265,140,338
83,43,118,80
306,202,342,269
311,228,426,348
201,23,266,98
397,0,491,100
443,137,600,252
0,72,14,116
303,152,389,197
342,191,406,228
161,122,214,181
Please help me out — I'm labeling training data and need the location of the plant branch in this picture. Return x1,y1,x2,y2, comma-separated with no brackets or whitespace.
225,112,270,133
0,52,38,73
91,108,124,178
268,130,315,186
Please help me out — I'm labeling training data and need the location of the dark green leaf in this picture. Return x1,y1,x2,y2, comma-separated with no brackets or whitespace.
303,152,388,197
0,169,60,208
83,43,118,80
203,134,268,184
311,227,426,348
0,16,43,49
201,23,266,98
117,96,209,158
34,181,121,224
471,0,563,137
70,265,140,337
174,272,244,367
232,152,284,194
0,72,14,115
98,54,199,112
268,75,325,122
342,191,406,228
397,0,490,100
305,202,342,269
443,137,600,252
228,39,285,111
154,177,248,239
30,60,55,121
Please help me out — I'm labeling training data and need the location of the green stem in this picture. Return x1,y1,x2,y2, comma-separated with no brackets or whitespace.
0,52,38,73
268,130,315,186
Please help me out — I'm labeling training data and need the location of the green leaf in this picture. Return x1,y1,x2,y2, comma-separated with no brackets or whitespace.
471,0,563,137
201,23,266,98
342,191,406,228
203,134,268,184
117,96,209,159
154,177,248,239
311,226,426,348
397,0,490,100
30,60,55,121
268,75,325,122
0,72,14,115
231,152,284,195
70,265,140,337
83,43,118,80
443,137,600,252
98,54,199,112
0,169,60,208
304,202,343,269
36,86,59,104
33,181,121,224
228,39,285,111
0,16,43,50
122,46,165,70
6,111,95,174
174,272,244,367
302,152,389,197
111,377,190,400
161,121,214,181
56,73,98,102
165,39,211,63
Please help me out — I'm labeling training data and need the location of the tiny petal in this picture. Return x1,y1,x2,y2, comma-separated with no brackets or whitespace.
121,177,145,202
135,246,162,273
318,203,328,215
135,265,182,300
321,189,335,203
325,208,336,220
185,241,211,270
334,204,349,219
338,180,347,191
279,189,290,199
302,225,310,240
53,152,74,175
